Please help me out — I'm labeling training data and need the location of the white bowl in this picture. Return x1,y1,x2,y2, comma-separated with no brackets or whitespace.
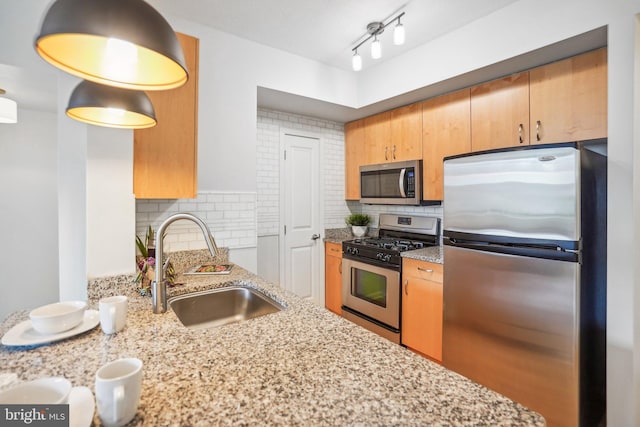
0,377,72,404
29,301,87,334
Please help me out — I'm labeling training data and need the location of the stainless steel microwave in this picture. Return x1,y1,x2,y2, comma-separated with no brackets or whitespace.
360,160,422,205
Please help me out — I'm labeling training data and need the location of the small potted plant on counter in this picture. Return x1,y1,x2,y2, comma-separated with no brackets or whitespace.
345,213,371,237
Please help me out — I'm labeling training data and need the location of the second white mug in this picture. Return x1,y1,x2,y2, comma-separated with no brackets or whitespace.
95,357,143,427
99,295,128,334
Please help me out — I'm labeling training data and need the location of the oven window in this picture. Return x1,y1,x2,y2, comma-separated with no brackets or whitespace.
352,268,387,307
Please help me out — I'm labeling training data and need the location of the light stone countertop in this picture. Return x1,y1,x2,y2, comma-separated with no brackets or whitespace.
402,245,444,264
0,251,543,426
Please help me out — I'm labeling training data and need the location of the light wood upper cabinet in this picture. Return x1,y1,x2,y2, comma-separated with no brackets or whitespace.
344,120,364,200
363,111,391,164
390,102,423,161
529,47,607,144
401,258,443,362
324,242,342,315
470,71,530,151
133,33,199,199
422,89,471,201
344,49,607,202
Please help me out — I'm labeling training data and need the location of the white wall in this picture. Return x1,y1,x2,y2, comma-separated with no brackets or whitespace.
0,109,59,320
86,126,135,278
159,18,359,195
56,75,87,303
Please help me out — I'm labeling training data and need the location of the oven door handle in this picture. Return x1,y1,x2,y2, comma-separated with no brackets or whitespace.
398,168,407,198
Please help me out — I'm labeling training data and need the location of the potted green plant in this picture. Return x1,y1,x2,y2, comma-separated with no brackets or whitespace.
345,213,371,237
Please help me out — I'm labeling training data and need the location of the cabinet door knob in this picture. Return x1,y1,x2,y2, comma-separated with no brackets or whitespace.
536,120,542,141
518,123,524,144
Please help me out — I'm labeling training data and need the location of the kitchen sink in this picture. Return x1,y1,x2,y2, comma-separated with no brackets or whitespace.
168,286,285,329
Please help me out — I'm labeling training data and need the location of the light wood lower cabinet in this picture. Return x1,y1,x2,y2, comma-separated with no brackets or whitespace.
324,242,342,315
401,258,443,362
133,32,199,199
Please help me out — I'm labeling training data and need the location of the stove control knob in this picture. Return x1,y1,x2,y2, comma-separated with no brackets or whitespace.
348,247,359,255
383,254,392,262
376,252,384,260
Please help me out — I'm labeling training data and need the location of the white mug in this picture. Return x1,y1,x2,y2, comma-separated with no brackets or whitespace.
95,358,143,427
99,295,128,334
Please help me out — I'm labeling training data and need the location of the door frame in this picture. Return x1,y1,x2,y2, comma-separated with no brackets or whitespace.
278,128,325,306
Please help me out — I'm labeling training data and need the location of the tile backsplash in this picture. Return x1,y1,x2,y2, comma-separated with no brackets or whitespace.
136,192,256,252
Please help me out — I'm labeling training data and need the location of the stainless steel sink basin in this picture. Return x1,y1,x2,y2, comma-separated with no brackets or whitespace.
169,286,285,329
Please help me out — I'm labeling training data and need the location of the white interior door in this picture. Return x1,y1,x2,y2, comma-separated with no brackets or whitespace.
280,131,323,304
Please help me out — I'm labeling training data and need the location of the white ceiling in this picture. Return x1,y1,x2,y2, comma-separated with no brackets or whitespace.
146,0,520,72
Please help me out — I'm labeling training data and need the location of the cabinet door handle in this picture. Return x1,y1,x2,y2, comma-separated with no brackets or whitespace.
385,146,389,160
536,120,541,141
417,267,434,273
404,279,409,296
392,144,396,160
518,123,524,144
339,261,342,274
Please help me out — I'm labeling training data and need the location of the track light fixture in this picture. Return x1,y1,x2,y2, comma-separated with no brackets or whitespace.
351,12,405,71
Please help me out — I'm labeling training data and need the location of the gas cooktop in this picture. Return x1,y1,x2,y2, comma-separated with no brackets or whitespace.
348,237,431,252
342,214,440,268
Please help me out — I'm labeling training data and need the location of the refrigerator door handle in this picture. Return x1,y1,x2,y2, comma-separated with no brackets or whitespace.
444,236,579,263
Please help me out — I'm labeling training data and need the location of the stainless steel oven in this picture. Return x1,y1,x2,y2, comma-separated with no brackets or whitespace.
341,214,440,344
342,258,401,342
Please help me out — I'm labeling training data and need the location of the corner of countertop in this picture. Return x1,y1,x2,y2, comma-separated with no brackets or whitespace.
324,227,379,244
401,246,444,264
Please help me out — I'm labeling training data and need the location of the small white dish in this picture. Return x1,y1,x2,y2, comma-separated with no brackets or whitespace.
1,310,99,347
69,386,95,427
30,301,87,334
0,377,71,404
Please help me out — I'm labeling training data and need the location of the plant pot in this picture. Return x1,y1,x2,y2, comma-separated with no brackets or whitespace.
351,225,368,237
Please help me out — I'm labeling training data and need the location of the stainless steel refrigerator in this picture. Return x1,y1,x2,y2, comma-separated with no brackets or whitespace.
442,141,606,427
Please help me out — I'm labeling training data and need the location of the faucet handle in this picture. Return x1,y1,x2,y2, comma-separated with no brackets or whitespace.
162,256,171,273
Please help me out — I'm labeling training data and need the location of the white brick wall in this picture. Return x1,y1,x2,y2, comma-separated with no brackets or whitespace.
256,108,351,236
136,192,257,252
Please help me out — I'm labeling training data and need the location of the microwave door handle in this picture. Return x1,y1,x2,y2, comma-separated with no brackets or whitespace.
399,168,407,197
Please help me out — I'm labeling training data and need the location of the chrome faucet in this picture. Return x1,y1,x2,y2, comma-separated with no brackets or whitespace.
152,213,219,313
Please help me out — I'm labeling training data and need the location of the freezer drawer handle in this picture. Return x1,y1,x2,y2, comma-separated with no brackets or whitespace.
538,155,556,162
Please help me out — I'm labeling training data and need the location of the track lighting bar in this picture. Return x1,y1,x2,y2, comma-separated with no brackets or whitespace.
351,11,405,71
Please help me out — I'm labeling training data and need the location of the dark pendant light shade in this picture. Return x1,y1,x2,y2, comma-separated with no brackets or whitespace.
35,0,188,91
66,80,156,129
